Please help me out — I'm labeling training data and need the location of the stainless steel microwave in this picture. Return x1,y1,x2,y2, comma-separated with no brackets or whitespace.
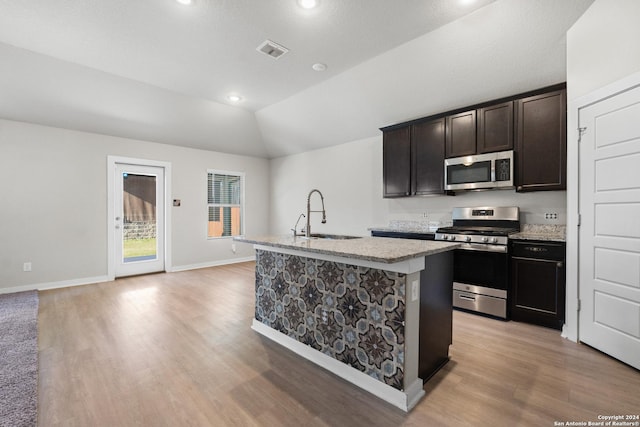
444,150,514,191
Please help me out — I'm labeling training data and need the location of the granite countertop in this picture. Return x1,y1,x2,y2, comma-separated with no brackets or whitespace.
368,220,442,235
368,226,435,235
509,224,566,242
234,235,460,264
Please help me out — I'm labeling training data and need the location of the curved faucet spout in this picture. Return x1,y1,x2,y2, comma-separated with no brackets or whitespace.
291,213,306,236
306,189,326,237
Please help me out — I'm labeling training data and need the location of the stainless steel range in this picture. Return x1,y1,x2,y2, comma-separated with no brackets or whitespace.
435,207,520,319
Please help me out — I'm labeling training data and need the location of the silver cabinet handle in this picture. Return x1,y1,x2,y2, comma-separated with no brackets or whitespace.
459,294,475,301
525,246,548,252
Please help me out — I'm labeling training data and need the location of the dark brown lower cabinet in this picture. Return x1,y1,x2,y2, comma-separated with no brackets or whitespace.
371,231,453,381
510,240,566,330
419,250,453,381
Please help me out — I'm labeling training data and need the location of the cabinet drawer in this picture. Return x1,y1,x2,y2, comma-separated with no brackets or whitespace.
453,290,506,319
511,241,564,260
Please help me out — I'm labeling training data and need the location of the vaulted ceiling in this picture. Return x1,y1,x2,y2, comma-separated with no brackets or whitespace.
0,0,593,158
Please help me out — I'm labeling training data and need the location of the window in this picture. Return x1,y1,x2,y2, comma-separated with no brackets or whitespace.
207,170,244,238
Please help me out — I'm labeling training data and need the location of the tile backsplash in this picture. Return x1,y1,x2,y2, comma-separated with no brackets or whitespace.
254,249,406,391
384,190,567,227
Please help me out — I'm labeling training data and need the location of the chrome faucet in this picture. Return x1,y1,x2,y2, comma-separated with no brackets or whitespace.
291,213,305,237
306,189,326,237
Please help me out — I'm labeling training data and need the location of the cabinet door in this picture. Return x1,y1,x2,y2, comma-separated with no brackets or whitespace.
477,101,513,153
383,127,411,197
515,89,566,191
445,110,476,158
412,118,446,195
510,256,565,330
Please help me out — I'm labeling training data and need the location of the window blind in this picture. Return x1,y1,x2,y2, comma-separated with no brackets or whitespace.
207,172,243,238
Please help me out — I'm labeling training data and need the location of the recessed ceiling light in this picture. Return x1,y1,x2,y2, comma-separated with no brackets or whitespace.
312,63,327,72
176,0,193,5
227,94,242,103
297,0,319,10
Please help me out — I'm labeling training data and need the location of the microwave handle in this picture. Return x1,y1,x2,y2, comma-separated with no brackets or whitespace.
491,163,496,182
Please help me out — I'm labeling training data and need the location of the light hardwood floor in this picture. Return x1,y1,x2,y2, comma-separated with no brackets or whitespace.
38,262,640,426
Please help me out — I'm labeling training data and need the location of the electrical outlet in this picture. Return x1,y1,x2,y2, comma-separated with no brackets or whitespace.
544,212,558,220
231,243,237,253
411,280,419,302
23,262,32,272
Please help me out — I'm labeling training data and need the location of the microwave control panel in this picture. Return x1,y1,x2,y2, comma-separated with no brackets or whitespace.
495,158,511,181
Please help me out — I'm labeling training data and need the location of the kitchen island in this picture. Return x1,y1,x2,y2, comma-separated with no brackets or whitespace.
233,234,459,411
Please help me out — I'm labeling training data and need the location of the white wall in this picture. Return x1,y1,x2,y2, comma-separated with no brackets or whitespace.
0,42,269,158
566,0,640,102
0,119,269,293
257,0,594,158
270,136,566,236
564,0,640,341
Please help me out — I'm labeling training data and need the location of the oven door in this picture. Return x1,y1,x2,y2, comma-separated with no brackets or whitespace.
452,248,510,318
453,248,509,291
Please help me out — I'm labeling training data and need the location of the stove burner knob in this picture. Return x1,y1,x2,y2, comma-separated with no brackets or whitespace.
491,237,498,244
465,236,471,242
450,235,457,241
442,235,448,240
482,237,488,243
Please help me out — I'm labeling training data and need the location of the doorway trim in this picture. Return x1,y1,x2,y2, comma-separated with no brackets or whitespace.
107,156,172,281
566,70,640,343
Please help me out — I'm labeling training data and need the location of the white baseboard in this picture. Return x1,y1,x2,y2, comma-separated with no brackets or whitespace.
0,257,256,295
171,256,255,272
0,275,110,295
252,319,424,412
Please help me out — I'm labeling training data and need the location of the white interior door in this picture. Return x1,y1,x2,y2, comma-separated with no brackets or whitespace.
114,163,165,278
578,81,640,370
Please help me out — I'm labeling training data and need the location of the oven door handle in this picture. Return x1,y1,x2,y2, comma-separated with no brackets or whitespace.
457,294,476,302
455,243,508,253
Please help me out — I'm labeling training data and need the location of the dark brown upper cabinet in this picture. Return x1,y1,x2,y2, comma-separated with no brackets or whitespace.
383,126,412,197
382,83,565,195
412,118,446,196
515,89,567,192
382,118,447,198
445,110,476,158
477,101,514,154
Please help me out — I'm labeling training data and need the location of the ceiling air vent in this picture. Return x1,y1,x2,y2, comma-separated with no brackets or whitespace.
256,40,289,60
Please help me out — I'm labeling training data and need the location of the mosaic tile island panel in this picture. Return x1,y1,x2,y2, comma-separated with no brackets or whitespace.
255,249,406,391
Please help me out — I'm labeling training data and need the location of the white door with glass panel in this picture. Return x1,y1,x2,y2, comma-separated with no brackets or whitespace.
578,78,640,370
114,163,165,277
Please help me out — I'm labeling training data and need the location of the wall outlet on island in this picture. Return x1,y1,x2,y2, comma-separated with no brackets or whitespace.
411,280,419,302
23,262,32,272
231,243,236,253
